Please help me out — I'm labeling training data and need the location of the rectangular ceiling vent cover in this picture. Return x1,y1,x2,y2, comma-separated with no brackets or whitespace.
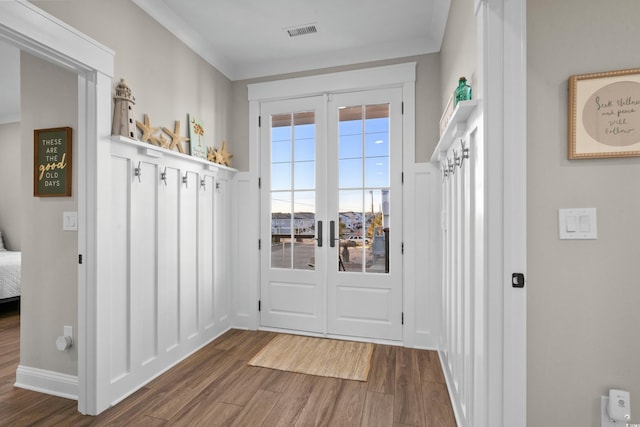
285,23,318,37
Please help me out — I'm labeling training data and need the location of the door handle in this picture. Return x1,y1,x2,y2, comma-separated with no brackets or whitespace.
330,220,339,248
316,220,323,247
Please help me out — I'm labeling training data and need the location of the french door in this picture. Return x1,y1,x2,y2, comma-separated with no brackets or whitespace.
259,88,403,341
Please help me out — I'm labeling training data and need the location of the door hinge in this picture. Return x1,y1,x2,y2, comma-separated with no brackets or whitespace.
78,254,83,264
258,239,262,250
258,177,261,189
258,116,261,127
258,300,261,311
401,172,404,184
401,101,404,115
402,312,404,325
401,242,404,254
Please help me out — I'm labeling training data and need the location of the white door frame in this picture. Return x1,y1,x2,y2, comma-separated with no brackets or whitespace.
247,63,416,333
476,0,527,425
0,1,114,415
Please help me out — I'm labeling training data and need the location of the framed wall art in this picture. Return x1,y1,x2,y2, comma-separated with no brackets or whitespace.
33,127,72,197
568,68,640,159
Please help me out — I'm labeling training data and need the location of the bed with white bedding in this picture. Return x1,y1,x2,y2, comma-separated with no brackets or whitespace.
0,231,20,302
0,251,21,301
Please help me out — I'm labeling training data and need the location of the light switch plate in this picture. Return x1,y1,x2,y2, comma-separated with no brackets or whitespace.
63,211,78,231
559,208,597,239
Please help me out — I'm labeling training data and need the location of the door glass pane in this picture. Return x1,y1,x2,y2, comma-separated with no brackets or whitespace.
270,111,316,270
337,104,390,274
271,192,291,269
293,191,316,271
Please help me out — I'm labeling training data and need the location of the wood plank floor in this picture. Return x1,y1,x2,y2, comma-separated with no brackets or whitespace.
0,302,456,426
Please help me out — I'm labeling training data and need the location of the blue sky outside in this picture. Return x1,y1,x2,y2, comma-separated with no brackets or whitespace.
270,107,390,218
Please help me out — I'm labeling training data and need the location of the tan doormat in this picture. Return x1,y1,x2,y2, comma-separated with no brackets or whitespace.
248,334,374,381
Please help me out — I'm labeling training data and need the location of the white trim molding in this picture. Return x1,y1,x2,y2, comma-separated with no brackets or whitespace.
0,0,115,416
15,365,79,401
246,62,427,345
248,62,416,102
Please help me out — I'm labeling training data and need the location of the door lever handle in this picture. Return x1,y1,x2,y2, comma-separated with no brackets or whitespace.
316,220,323,247
330,220,339,248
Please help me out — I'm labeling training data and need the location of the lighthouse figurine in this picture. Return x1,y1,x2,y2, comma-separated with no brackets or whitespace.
111,78,136,138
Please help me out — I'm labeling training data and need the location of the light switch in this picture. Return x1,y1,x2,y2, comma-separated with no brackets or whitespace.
559,208,597,239
63,211,78,231
579,215,590,232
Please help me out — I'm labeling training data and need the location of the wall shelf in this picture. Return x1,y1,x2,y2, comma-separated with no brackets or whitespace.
110,135,237,173
430,100,477,163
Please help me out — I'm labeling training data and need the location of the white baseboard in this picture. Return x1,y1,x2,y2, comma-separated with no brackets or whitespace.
438,350,463,427
14,365,78,401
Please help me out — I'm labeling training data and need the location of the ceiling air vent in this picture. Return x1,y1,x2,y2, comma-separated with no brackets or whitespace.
285,23,318,37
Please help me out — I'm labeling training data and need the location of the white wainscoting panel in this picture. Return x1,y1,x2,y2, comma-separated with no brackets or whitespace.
232,173,257,329
104,137,236,406
436,109,483,427
412,163,442,349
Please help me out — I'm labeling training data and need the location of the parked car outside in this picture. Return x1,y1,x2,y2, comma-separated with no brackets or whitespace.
347,235,369,245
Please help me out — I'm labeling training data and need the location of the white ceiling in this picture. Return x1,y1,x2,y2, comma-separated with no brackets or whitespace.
133,0,451,81
0,0,450,121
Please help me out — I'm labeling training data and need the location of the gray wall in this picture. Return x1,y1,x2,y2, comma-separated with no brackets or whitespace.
528,0,640,425
0,122,21,251
20,52,78,374
439,0,477,110
35,0,233,157
230,53,442,170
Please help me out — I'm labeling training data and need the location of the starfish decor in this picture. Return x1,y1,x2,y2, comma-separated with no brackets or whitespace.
135,114,159,145
216,141,233,167
162,121,190,154
207,146,217,162
156,133,169,149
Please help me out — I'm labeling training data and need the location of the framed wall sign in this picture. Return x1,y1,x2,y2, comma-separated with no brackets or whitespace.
569,68,640,159
33,127,72,197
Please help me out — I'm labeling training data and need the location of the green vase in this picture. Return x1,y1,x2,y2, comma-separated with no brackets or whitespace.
454,77,472,106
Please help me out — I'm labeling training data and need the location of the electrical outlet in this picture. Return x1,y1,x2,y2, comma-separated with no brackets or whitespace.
602,396,634,427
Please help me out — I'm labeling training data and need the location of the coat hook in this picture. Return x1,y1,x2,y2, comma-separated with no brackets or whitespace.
200,177,206,191
448,158,455,175
160,167,167,186
134,161,142,183
454,150,461,167
182,173,188,186
215,180,221,191
460,139,470,168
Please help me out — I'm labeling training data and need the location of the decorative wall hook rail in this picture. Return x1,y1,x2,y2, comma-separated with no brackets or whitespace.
160,167,167,186
182,173,189,186
134,161,142,183
200,177,206,191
